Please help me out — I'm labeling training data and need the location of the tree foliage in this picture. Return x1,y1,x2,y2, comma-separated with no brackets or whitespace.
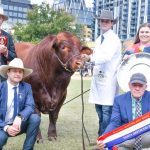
14,3,83,43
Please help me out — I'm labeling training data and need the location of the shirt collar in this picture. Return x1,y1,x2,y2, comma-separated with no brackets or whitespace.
7,80,19,89
102,29,112,38
131,94,142,102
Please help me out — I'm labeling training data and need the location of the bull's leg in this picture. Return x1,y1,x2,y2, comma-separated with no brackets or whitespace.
37,128,44,143
48,95,66,141
48,111,57,141
35,109,43,143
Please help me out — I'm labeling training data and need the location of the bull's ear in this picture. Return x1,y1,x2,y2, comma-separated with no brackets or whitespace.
47,35,58,50
80,46,93,55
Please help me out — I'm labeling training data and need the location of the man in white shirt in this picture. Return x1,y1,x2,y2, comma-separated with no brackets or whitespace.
89,10,122,150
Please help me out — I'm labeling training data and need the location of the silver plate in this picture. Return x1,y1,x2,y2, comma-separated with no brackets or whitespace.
117,52,150,92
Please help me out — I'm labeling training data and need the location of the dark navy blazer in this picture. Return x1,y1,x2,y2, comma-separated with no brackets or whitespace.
104,91,150,134
0,30,16,81
1,30,16,65
0,81,35,129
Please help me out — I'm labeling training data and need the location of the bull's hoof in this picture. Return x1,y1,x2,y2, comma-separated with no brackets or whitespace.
37,138,44,143
48,136,57,141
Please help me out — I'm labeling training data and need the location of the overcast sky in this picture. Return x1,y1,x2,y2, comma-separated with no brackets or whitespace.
31,0,93,8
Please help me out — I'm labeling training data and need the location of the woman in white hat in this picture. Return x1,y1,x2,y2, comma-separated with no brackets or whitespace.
0,58,41,150
0,7,16,81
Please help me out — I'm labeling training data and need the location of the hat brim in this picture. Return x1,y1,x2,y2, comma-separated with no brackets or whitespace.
130,80,146,85
0,65,33,78
0,14,8,21
95,16,118,24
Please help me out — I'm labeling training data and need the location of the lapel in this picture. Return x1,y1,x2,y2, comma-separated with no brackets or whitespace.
14,82,25,113
125,92,132,121
125,91,149,121
141,91,148,114
1,81,8,116
18,82,25,101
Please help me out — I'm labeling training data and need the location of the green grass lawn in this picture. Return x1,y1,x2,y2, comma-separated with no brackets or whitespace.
4,77,99,150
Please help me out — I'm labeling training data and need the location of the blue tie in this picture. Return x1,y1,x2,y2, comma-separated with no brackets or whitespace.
101,35,104,44
13,87,18,119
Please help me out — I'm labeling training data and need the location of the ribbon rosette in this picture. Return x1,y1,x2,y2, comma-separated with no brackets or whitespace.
0,36,8,46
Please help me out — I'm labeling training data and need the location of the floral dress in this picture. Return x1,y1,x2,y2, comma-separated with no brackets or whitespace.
124,43,150,55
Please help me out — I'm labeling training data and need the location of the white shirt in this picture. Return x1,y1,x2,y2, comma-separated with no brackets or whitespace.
5,80,19,124
89,29,122,105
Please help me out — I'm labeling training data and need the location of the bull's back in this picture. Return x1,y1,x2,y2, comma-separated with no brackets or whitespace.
15,42,35,61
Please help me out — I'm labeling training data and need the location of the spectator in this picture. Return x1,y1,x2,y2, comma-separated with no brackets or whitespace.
0,58,41,150
97,73,150,150
123,23,150,60
0,7,16,81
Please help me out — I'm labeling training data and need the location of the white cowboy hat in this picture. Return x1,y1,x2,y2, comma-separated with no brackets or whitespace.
0,58,33,78
0,7,8,21
117,53,150,92
95,10,118,24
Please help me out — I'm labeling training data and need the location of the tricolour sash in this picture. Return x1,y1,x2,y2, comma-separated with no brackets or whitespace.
97,112,150,150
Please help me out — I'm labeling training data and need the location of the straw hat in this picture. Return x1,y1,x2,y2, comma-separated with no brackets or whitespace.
0,7,8,21
0,58,33,78
96,10,118,24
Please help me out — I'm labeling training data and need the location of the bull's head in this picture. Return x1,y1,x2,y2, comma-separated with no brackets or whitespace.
52,32,92,72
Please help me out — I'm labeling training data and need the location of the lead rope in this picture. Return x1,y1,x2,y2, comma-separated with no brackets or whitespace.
80,69,96,150
81,70,86,150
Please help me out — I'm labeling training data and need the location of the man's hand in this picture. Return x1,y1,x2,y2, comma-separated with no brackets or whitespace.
81,54,91,62
85,61,95,68
0,44,8,57
0,44,7,53
6,125,20,136
97,140,106,150
13,116,22,131
122,54,130,61
6,116,22,136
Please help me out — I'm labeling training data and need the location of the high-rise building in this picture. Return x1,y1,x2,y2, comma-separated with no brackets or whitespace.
0,0,32,32
93,0,150,40
53,0,94,41
53,0,93,26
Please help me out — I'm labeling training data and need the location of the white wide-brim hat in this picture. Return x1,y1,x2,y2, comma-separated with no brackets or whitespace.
0,58,33,78
0,7,8,21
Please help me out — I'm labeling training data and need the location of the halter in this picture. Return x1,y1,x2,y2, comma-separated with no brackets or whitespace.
55,53,81,73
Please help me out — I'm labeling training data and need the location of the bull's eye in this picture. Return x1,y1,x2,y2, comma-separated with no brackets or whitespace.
60,44,66,50
67,47,71,52
61,44,71,52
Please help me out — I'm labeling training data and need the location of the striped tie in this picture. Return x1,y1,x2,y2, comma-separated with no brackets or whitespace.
134,100,142,150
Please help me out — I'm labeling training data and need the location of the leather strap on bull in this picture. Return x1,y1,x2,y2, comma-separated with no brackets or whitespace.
55,53,80,73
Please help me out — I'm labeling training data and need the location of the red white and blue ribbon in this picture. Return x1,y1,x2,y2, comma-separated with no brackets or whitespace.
97,112,150,150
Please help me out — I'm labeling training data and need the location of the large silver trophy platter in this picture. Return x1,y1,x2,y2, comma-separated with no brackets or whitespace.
117,52,150,92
